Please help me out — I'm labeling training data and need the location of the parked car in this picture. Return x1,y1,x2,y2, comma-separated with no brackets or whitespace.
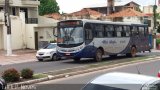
0,78,6,90
82,72,160,90
36,43,60,61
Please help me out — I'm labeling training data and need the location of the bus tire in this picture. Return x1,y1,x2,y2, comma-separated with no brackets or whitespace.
94,49,103,62
131,47,137,57
73,58,80,62
126,47,137,57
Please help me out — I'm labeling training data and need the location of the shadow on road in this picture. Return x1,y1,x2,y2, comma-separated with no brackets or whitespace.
62,54,145,64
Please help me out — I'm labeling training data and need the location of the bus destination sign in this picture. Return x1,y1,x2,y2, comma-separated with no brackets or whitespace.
59,21,82,26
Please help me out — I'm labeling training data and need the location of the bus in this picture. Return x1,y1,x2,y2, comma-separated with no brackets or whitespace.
56,19,150,62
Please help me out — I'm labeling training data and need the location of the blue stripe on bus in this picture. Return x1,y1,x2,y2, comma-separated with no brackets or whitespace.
75,45,97,58
57,45,97,58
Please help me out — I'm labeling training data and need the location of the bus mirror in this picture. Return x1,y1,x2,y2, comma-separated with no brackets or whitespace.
53,27,58,37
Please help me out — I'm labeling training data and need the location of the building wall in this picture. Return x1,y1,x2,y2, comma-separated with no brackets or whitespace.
2,16,25,50
26,24,37,49
0,25,3,50
123,17,142,23
143,6,160,14
143,6,153,14
35,27,55,49
36,27,55,42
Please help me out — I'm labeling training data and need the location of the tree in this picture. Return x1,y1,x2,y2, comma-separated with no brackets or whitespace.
39,0,60,15
157,25,160,33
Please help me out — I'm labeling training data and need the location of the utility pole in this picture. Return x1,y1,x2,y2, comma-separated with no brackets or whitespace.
4,0,12,56
153,0,157,49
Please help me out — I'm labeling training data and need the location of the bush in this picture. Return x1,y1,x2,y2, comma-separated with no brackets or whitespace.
21,68,34,79
156,39,160,44
2,68,20,82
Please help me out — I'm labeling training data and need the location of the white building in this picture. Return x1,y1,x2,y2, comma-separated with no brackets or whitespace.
0,0,57,50
143,5,160,34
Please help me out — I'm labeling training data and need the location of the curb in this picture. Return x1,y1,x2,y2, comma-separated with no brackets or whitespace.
8,56,160,87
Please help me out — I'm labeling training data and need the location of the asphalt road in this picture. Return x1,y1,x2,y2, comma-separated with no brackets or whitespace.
35,56,160,90
0,52,159,75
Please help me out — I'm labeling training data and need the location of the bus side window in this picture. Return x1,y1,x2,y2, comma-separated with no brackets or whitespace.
123,26,130,37
138,27,145,36
132,26,139,36
104,25,114,37
84,23,93,40
144,27,149,36
95,24,104,38
115,26,123,37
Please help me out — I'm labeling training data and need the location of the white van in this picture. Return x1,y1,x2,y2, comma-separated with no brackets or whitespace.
82,72,160,90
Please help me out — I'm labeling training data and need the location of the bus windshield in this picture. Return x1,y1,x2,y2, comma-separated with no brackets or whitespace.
57,27,83,45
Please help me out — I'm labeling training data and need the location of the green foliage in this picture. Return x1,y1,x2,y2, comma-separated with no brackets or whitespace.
2,68,20,82
50,39,56,43
21,68,34,79
39,0,60,15
157,25,160,33
156,39,160,44
33,74,48,79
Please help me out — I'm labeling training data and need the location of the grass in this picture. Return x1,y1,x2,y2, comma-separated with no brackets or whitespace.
46,56,153,76
33,74,48,79
88,56,151,68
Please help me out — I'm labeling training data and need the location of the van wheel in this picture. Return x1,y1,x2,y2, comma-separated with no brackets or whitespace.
52,54,57,61
73,58,80,62
94,49,102,62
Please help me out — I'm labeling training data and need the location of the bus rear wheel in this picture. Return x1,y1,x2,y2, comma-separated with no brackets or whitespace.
94,49,102,62
126,47,137,57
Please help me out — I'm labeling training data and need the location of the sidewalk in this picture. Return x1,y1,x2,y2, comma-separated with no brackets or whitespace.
0,49,37,65
151,49,160,52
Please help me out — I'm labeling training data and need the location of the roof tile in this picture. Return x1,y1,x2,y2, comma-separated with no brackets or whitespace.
107,8,146,18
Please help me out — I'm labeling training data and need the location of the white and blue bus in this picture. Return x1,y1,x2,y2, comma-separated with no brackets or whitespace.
57,19,150,62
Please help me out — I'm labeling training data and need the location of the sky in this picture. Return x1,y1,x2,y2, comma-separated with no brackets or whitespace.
56,0,157,13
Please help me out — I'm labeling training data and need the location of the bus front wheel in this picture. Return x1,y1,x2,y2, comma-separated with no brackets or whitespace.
94,49,102,62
